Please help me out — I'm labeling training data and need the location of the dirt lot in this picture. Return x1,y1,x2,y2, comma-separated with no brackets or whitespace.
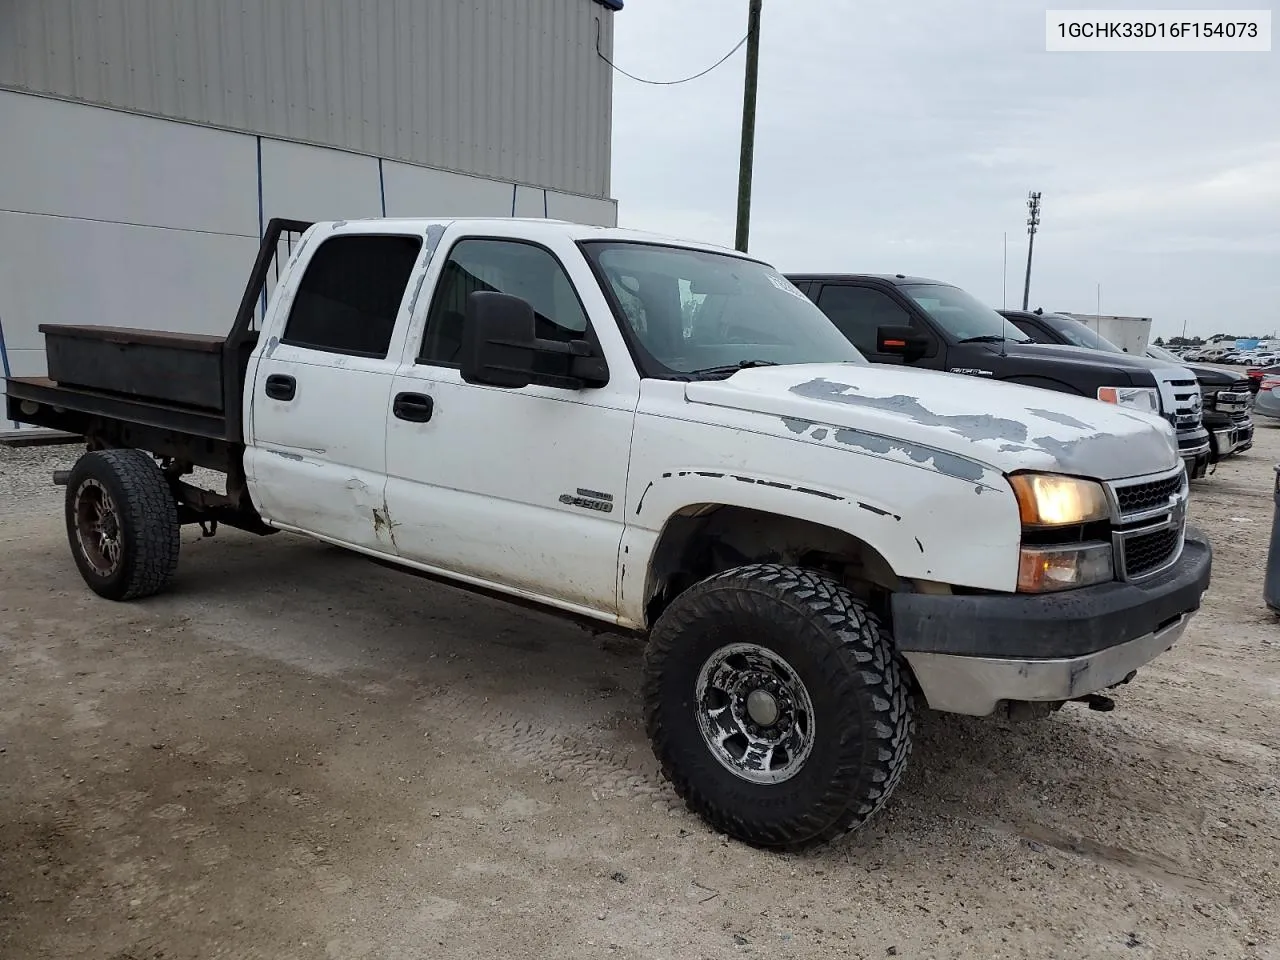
1,428,1278,960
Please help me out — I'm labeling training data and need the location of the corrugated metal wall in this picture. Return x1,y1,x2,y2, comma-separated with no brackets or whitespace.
0,87,617,429
0,0,616,200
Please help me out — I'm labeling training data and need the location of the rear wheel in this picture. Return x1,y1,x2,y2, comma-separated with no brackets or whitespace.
642,563,915,850
64,449,180,601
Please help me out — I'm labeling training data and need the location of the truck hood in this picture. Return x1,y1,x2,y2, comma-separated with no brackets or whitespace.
989,341,1169,379
684,363,1180,484
1188,364,1249,388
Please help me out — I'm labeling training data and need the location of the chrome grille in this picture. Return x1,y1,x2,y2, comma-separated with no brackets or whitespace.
1112,473,1184,516
1212,390,1251,414
1169,378,1203,429
1107,466,1188,581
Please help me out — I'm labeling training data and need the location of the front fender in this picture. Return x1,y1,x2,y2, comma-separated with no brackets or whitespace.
617,456,1022,628
1000,375,1086,396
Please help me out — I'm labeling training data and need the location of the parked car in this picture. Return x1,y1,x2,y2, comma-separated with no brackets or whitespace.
1003,312,1251,464
1246,364,1278,394
6,217,1212,851
1198,345,1238,362
1253,368,1280,422
783,274,1212,479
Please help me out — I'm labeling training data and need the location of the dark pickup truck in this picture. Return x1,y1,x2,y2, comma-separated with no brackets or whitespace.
1002,309,1253,463
786,274,1212,480
1146,342,1254,462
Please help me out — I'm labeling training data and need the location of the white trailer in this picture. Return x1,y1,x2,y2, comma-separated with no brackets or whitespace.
1058,313,1153,355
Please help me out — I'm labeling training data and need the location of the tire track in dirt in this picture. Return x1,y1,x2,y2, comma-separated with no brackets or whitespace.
399,680,690,815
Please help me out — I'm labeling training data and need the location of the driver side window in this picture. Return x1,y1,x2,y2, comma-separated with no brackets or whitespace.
815,284,914,355
418,238,588,366
1009,318,1041,340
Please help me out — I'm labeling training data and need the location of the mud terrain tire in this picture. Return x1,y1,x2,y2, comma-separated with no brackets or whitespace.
642,563,915,850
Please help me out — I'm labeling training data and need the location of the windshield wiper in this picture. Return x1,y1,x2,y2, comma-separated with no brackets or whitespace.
958,335,1009,344
688,359,780,379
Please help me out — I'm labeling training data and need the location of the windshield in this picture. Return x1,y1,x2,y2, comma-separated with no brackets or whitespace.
580,241,867,376
1040,313,1125,353
1147,344,1182,363
898,284,1031,343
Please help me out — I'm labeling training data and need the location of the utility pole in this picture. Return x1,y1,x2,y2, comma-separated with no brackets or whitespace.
1021,190,1041,310
735,0,763,252
1002,232,1008,308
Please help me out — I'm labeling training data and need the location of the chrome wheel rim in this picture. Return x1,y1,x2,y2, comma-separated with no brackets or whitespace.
695,642,815,784
73,479,123,577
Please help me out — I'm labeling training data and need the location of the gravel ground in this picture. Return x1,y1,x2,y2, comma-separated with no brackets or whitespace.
1,429,1278,960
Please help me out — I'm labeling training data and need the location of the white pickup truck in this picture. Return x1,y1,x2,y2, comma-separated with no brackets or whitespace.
6,216,1212,850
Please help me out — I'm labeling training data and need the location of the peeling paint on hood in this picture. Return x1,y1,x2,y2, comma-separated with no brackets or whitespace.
684,363,1180,482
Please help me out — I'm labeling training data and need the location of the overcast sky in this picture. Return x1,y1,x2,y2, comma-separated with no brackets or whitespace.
607,1,1279,341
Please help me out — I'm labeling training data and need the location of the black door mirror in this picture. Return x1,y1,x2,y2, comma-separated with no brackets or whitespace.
459,291,606,390
876,325,930,361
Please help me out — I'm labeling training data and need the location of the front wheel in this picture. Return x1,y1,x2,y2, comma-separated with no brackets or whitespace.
642,563,915,850
64,449,180,601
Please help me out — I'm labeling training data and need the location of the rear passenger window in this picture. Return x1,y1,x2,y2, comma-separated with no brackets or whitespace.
281,234,422,358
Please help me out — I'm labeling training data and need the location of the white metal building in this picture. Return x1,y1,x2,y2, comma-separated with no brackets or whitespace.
0,0,623,427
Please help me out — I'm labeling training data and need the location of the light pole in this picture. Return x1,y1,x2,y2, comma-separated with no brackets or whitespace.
1021,191,1041,310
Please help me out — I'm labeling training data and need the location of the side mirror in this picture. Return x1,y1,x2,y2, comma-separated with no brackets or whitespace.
459,291,606,390
876,325,930,361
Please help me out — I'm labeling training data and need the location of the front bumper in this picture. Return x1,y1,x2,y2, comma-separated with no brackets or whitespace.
1204,413,1254,461
1177,427,1211,478
891,526,1212,716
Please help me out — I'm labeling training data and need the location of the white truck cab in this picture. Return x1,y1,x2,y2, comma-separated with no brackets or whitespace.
7,217,1213,850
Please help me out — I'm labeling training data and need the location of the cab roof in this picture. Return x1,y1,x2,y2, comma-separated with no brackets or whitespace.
783,273,952,287
317,216,767,262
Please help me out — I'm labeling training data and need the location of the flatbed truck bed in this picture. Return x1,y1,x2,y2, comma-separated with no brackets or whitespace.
3,218,312,473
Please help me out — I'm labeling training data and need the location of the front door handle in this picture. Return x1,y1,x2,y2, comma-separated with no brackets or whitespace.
264,374,296,401
393,392,434,423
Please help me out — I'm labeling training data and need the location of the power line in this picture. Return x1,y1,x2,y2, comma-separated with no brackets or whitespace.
595,18,748,85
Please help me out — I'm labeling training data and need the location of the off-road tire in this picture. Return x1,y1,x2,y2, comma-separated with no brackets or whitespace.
642,563,915,850
64,449,180,601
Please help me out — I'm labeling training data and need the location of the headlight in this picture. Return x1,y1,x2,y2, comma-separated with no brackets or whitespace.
1009,473,1110,527
1097,385,1159,414
1017,542,1114,592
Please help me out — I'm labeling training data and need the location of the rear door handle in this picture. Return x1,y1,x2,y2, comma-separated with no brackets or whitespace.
264,374,296,401
393,392,434,423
